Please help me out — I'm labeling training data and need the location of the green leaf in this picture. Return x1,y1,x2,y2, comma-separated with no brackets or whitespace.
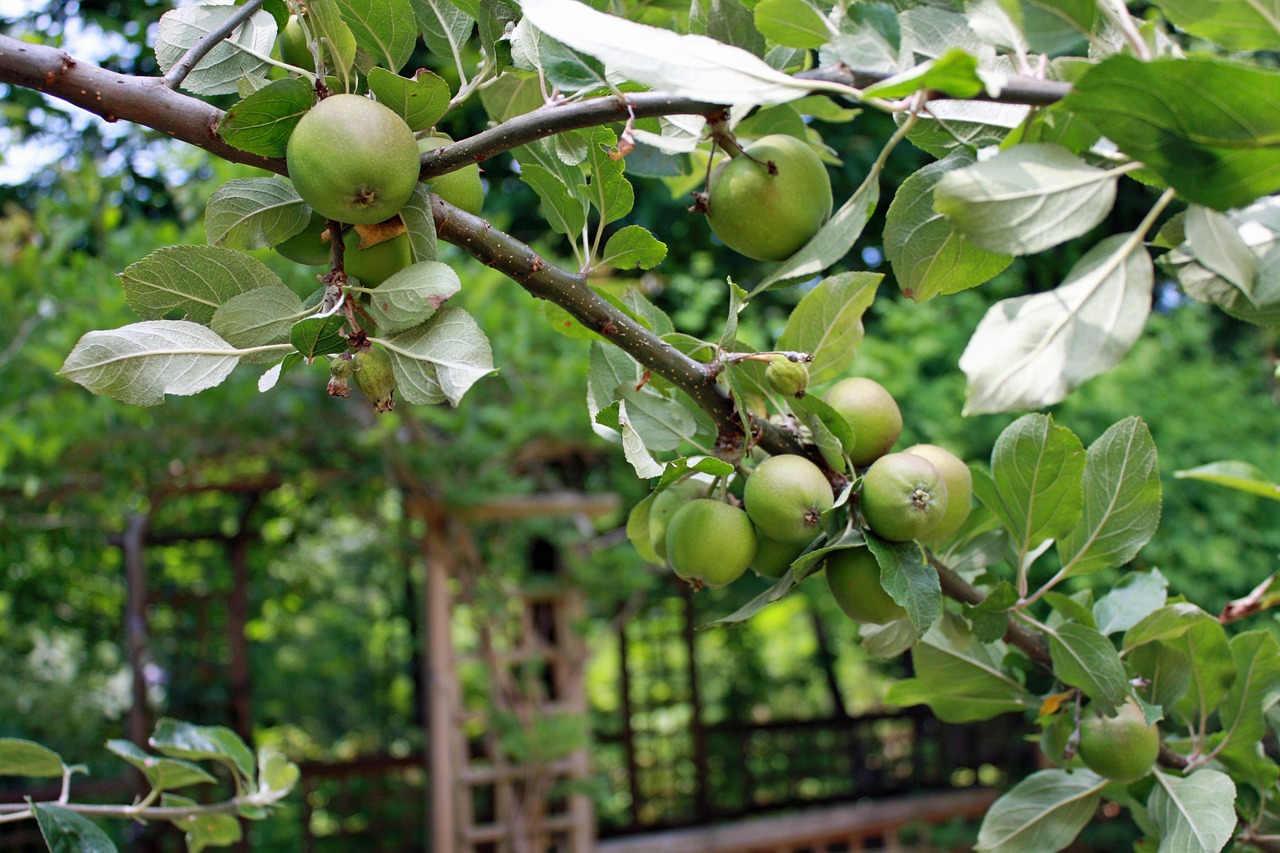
599,225,668,270
379,306,495,406
335,0,417,71
256,751,300,804
1185,204,1257,300
1175,460,1280,501
366,67,451,132
363,260,461,335
582,127,633,226
119,245,283,325
1123,602,1217,652
1046,622,1128,714
163,794,243,853
755,169,880,292
753,0,832,49
1066,56,1280,211
1056,417,1162,578
865,534,940,635
216,77,314,158
210,286,304,363
699,0,767,57
985,414,1085,553
627,493,660,564
776,271,880,385
884,149,1012,302
205,179,310,252
934,144,1119,256
1129,642,1191,713
964,581,1017,644
1216,631,1280,758
959,233,1153,415
106,740,217,791
791,394,855,472
0,739,64,777
290,316,348,360
59,321,242,406
1147,770,1237,853
520,164,588,237
1093,570,1168,636
975,768,1107,853
1042,591,1095,628
150,718,255,784
1149,0,1280,51
410,0,475,69
304,0,358,89
400,184,439,264
33,804,118,853
885,613,1029,723
154,6,277,96
1170,618,1234,725
863,49,985,100
616,400,666,478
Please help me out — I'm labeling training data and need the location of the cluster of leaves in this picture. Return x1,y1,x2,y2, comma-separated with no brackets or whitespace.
0,719,298,853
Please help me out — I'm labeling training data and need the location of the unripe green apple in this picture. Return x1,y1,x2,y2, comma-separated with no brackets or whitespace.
706,134,832,262
278,15,314,71
418,135,485,215
648,477,713,560
825,377,903,467
287,94,420,225
765,356,809,398
859,452,948,542
1077,701,1159,784
353,345,396,412
902,444,972,542
743,454,834,544
824,546,906,624
343,230,412,287
750,533,805,580
275,210,331,266
665,499,757,589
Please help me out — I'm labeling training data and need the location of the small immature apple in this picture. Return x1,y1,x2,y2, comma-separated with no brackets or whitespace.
902,444,972,542
276,210,331,266
706,134,832,262
859,452,948,542
824,546,906,624
418,135,485,215
765,356,809,398
825,377,903,467
343,230,412,287
287,94,421,225
743,454,834,544
1077,700,1159,784
353,345,396,412
278,15,314,71
665,499,757,589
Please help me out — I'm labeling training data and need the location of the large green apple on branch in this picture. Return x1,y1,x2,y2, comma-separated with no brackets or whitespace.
4,0,1280,849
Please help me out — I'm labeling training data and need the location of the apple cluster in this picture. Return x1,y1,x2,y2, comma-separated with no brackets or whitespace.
645,378,974,626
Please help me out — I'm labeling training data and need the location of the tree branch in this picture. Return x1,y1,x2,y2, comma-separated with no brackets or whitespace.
930,555,1052,666
0,35,283,174
161,0,267,90
430,195,805,457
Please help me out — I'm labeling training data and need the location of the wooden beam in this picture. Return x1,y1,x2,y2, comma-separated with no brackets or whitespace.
595,788,1000,853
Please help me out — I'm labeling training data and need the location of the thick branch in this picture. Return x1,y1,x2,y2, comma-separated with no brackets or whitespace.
430,195,805,456
931,556,1052,666
420,71,1072,179
0,35,284,174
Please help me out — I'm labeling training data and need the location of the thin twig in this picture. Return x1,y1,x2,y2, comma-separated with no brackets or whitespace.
162,0,268,90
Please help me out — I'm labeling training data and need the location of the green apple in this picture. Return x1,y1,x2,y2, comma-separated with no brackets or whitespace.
706,134,832,262
824,546,907,624
286,94,421,225
278,15,314,72
419,135,484,215
743,454,834,544
750,533,805,580
665,499,757,589
343,229,412,287
825,377,903,467
1077,701,1159,784
903,444,972,542
648,477,713,560
859,452,948,542
275,210,331,266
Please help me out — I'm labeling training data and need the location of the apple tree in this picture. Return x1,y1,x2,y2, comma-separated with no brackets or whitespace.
3,0,1280,850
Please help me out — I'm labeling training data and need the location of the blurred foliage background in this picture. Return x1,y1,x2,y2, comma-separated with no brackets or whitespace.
2,0,1279,848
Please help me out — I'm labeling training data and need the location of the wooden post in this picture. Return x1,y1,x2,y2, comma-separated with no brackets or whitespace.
422,503,459,853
